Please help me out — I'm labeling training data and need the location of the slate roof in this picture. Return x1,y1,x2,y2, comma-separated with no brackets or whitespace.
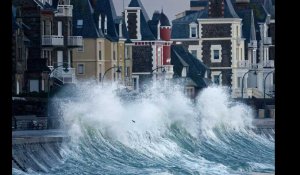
263,0,275,19
159,12,171,26
71,0,103,38
190,1,209,7
233,0,268,43
128,0,150,21
148,11,171,39
171,0,239,39
172,10,206,39
171,45,208,88
128,0,156,40
94,0,119,41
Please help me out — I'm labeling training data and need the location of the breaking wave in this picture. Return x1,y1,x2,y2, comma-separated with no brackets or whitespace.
13,81,274,175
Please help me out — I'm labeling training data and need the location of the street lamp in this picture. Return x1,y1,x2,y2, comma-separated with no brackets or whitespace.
263,70,274,107
102,66,121,86
241,69,257,99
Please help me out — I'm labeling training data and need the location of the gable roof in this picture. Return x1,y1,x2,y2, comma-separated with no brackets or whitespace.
148,11,171,39
128,0,156,40
172,10,206,39
233,0,268,43
171,0,239,39
71,0,103,38
128,0,150,21
171,45,208,88
94,0,119,41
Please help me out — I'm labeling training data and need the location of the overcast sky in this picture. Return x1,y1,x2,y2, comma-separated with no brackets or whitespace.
112,0,190,22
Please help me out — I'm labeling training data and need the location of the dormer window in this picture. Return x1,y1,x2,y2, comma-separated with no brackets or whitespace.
189,22,198,38
104,15,107,35
98,15,101,30
77,20,83,28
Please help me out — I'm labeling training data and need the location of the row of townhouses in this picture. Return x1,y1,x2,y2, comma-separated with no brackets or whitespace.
172,0,275,99
12,0,275,100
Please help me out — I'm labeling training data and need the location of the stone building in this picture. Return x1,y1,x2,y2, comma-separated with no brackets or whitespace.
12,0,82,94
71,0,133,87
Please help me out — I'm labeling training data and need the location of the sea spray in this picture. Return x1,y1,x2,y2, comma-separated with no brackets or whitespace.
13,80,274,175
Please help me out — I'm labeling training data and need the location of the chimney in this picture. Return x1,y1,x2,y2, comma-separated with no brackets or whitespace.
208,0,224,18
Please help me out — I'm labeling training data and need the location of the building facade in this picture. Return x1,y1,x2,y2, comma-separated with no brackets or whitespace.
71,0,133,87
12,0,82,95
124,0,174,92
172,0,275,99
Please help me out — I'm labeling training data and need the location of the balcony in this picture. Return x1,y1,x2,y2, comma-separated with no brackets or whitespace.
49,67,76,84
68,36,83,47
42,35,64,46
232,88,263,98
55,5,73,17
237,60,258,69
263,60,274,68
263,37,272,45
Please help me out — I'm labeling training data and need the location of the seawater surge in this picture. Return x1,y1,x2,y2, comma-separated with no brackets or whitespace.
13,81,274,175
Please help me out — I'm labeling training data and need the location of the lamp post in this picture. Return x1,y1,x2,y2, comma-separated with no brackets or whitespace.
263,70,274,107
102,66,121,86
241,69,257,99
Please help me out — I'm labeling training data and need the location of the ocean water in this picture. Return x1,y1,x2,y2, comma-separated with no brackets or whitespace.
13,81,274,175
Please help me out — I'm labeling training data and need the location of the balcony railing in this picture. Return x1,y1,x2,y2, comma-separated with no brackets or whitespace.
264,37,272,45
263,60,274,68
237,60,259,69
55,5,73,17
68,36,83,47
232,88,263,98
42,35,64,46
49,67,76,84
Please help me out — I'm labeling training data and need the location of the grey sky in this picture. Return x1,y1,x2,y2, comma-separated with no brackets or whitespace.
112,0,190,22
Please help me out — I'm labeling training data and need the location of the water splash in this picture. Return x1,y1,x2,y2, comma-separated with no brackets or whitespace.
13,80,274,175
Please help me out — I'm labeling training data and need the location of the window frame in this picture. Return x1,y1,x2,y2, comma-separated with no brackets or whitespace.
77,63,85,75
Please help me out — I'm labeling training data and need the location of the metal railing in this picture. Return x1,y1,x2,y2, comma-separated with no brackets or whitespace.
55,5,73,17
49,66,76,84
263,60,274,68
264,37,272,45
68,36,83,46
237,60,259,69
42,35,64,46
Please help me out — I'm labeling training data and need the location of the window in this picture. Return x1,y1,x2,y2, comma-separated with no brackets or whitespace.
191,27,197,38
113,50,116,60
213,50,219,60
29,80,39,92
213,75,219,84
210,45,222,62
237,77,241,88
191,50,197,58
185,87,195,98
126,67,130,76
77,64,84,74
98,43,102,60
189,22,198,38
18,48,22,60
77,41,84,52
41,21,45,35
99,64,102,82
41,80,45,91
77,20,83,28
